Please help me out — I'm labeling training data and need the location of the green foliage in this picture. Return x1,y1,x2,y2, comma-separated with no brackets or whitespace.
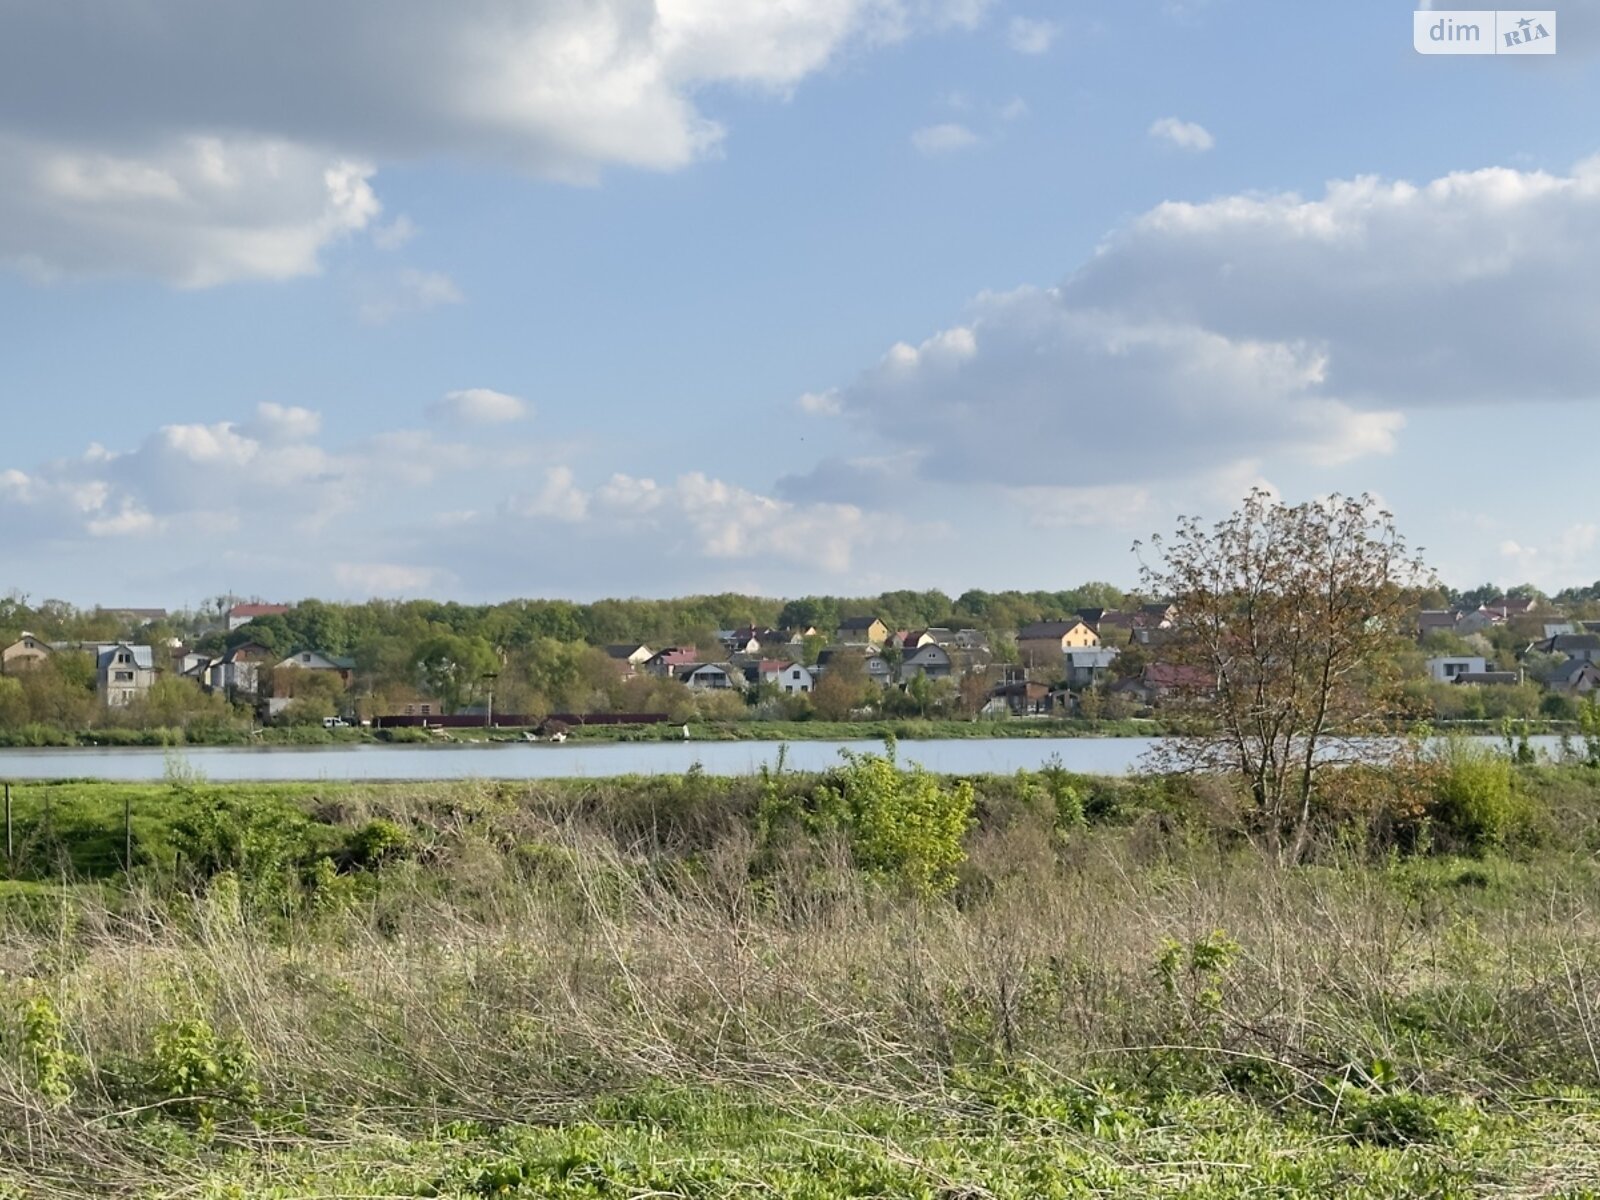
1155,929,1240,1017
346,818,417,867
829,742,975,897
147,1017,258,1131
11,993,80,1105
1428,737,1520,852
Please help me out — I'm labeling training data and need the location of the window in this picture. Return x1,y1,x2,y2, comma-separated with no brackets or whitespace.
114,671,133,682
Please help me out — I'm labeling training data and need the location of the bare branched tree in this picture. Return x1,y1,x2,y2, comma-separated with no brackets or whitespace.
1137,490,1431,863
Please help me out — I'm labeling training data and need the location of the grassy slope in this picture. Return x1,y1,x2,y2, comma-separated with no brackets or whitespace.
3,768,1600,1196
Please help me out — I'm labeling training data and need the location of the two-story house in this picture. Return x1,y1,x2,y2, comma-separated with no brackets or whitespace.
1015,620,1100,671
95,643,158,707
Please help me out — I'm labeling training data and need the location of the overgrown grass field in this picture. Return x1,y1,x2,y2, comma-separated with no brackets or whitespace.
3,750,1600,1196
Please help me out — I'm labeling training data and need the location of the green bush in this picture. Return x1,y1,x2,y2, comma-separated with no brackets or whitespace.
1428,738,1519,853
147,1017,258,1131
830,741,975,898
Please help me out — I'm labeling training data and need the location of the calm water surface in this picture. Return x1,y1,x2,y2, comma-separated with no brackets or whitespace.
0,738,1165,781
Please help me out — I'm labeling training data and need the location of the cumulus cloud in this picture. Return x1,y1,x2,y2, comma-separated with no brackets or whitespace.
1148,117,1215,152
807,158,1600,497
0,402,904,598
0,136,379,286
428,388,529,426
0,1,980,284
1007,17,1060,54
912,123,980,155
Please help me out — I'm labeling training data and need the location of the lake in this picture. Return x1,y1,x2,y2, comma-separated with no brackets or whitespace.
0,734,1575,783
0,738,1163,782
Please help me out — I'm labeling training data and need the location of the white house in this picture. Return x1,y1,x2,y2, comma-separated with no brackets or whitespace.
1426,655,1488,683
680,663,743,691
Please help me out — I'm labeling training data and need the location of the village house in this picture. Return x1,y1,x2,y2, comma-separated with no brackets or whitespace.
1531,634,1600,663
815,646,895,685
95,643,158,707
1015,619,1100,670
1112,663,1214,707
206,642,275,699
837,616,890,646
1418,610,1462,641
645,647,699,678
1546,659,1600,696
603,644,655,667
0,632,53,674
1064,647,1120,689
899,643,953,683
1426,655,1489,683
983,680,1055,718
274,650,355,684
745,660,814,694
679,662,743,691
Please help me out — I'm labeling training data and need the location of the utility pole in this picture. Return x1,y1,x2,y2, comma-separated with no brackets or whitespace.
483,672,500,729
4,783,11,865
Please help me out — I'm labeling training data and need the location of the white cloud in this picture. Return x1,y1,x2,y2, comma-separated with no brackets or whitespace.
0,136,379,286
1148,117,1215,152
333,562,442,596
999,96,1031,122
508,467,590,522
912,123,980,155
428,388,529,426
1499,524,1600,579
357,269,465,325
244,403,323,445
0,1,983,285
808,158,1600,499
1007,17,1060,54
797,389,843,416
371,215,418,251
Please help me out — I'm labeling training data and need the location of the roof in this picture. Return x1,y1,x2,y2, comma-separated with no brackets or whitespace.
650,646,698,665
1418,610,1460,628
228,603,289,618
96,644,156,670
1145,664,1214,689
602,643,651,659
1065,648,1119,667
1483,597,1537,614
223,642,274,663
280,650,355,670
1546,658,1600,684
1016,620,1091,641
1541,634,1600,654
838,615,884,630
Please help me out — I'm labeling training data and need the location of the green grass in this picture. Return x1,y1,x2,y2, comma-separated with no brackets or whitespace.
4,764,1600,1196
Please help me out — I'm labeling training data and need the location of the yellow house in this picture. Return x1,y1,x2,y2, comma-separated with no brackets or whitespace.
837,616,890,646
1015,620,1100,670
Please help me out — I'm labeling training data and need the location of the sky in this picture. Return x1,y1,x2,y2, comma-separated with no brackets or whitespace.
1,0,1598,608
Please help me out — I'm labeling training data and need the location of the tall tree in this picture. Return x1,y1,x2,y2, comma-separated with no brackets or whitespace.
1137,490,1429,863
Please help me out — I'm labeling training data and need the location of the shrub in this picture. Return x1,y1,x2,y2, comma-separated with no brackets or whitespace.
147,1017,258,1132
1428,737,1518,853
831,742,975,898
347,818,416,868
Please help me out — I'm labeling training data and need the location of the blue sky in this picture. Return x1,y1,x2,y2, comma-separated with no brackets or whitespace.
2,0,1597,607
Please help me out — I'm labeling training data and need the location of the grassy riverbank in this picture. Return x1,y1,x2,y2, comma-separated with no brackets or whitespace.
0,714,1583,750
3,762,1600,1196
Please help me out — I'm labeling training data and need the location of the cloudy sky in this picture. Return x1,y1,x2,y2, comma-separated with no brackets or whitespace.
2,0,1597,606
